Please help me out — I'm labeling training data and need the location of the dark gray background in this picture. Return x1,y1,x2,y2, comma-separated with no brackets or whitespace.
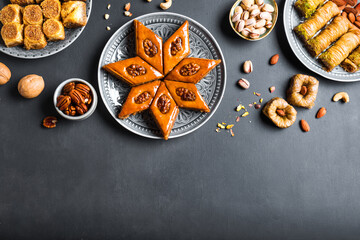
1,0,360,239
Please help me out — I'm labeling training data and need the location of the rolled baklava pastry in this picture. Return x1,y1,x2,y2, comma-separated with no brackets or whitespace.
0,4,23,25
294,1,340,42
319,29,360,71
306,16,350,57
10,0,35,6
295,0,325,18
23,4,43,25
61,1,87,28
1,22,24,47
340,46,360,72
41,0,61,20
43,18,64,41
24,24,47,50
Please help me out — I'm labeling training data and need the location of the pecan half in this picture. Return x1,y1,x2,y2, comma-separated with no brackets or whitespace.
134,91,151,104
126,64,147,77
69,89,85,105
75,83,91,97
157,94,171,114
143,38,158,57
84,94,92,105
76,103,88,115
42,116,57,128
180,63,201,76
62,82,75,95
64,105,76,116
176,87,196,101
171,37,182,56
56,95,71,111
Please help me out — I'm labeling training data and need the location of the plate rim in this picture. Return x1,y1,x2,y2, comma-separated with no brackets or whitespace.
97,11,227,140
283,0,360,82
0,0,92,59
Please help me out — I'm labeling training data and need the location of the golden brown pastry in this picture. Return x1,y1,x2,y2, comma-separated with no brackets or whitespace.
10,0,35,6
43,18,64,41
63,0,86,1
263,97,297,129
0,4,23,25
24,25,47,50
61,1,87,28
41,0,61,20
1,23,24,47
23,4,43,25
287,74,319,109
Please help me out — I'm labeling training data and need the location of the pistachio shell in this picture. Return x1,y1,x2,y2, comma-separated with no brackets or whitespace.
245,18,256,26
236,20,245,32
241,11,249,20
250,8,260,17
232,12,241,22
260,11,272,21
234,6,243,14
262,3,274,12
255,19,266,28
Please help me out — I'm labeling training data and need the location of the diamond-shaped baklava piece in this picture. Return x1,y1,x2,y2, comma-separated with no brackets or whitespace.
103,56,164,86
150,82,179,140
163,20,190,75
166,58,221,84
164,80,210,112
134,19,163,74
118,80,161,119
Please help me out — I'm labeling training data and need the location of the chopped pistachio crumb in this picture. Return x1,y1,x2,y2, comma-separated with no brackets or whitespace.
260,98,263,103
226,124,234,129
217,123,225,129
241,112,249,117
236,104,245,112
216,128,220,132
230,129,235,137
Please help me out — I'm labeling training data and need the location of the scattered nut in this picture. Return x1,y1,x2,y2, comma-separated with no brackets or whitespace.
0,62,11,85
147,0,152,2
104,14,109,20
42,116,57,129
124,3,131,11
124,11,132,17
269,86,275,93
18,74,44,99
316,107,326,119
270,54,279,65
160,0,172,10
300,85,307,96
333,92,350,103
254,104,261,109
106,26,111,31
241,111,249,117
243,60,253,73
107,4,111,9
238,78,250,89
217,123,225,129
300,119,310,132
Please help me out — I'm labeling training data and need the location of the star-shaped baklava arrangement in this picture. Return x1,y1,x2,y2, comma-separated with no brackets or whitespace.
102,20,221,140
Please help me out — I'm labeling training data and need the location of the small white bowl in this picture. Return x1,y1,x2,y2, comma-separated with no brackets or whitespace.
53,78,98,121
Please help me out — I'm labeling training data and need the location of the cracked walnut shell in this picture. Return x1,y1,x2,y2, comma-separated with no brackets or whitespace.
263,97,297,128
287,74,319,109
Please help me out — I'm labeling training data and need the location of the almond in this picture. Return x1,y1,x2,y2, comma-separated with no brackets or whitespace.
270,54,279,65
345,0,357,6
124,2,131,11
300,119,310,132
355,21,360,28
342,11,348,18
276,109,286,116
332,0,347,6
344,7,357,15
348,12,356,23
355,3,360,12
356,15,360,21
316,107,326,119
300,85,307,95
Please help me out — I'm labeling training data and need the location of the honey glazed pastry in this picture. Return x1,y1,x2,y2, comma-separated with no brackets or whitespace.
1,22,24,47
287,74,319,109
263,97,297,129
61,1,87,28
22,4,43,25
41,0,61,20
24,24,47,49
0,4,23,25
10,0,35,6
43,18,64,41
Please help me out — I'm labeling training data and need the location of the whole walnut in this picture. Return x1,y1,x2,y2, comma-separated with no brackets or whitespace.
18,74,45,98
0,62,11,85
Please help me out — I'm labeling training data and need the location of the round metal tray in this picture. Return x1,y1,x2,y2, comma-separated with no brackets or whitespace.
0,0,92,59
284,0,360,82
98,12,227,139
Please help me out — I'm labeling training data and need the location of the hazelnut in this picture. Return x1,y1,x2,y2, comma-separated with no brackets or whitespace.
0,62,11,85
18,74,45,99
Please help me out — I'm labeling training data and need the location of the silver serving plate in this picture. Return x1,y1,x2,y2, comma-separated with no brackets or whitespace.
284,0,360,82
0,0,92,59
98,12,226,140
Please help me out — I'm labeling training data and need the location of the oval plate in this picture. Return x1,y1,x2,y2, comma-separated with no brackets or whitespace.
98,12,226,140
284,0,360,82
0,0,92,59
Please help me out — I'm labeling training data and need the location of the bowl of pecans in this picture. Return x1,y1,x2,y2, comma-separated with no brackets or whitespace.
54,78,98,121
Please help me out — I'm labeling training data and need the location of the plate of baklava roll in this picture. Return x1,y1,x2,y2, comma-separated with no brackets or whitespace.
284,0,360,81
0,0,91,59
